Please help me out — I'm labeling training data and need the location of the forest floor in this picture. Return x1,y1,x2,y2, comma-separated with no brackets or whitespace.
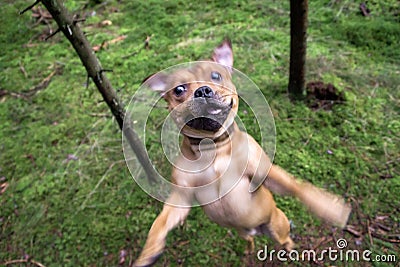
1,0,399,266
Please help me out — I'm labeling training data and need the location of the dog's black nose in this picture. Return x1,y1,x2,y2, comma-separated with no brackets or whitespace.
194,86,214,98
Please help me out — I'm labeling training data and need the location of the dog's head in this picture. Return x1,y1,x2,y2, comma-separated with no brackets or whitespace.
145,40,239,139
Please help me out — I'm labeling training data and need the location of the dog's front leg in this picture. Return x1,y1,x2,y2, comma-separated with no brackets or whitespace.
265,164,351,228
134,191,192,267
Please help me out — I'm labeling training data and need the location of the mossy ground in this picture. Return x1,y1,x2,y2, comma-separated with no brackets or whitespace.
1,0,399,266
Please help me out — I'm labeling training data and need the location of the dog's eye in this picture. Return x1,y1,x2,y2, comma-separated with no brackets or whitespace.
173,85,186,96
211,71,222,82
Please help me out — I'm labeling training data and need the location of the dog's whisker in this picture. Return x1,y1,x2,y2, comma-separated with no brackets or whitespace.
219,93,237,99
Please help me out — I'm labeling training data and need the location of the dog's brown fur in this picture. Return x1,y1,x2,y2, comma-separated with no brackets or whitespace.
134,40,351,266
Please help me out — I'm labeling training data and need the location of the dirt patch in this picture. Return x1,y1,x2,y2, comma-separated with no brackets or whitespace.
306,81,345,110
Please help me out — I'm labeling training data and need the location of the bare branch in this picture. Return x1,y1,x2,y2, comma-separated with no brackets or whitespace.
19,0,41,15
44,28,61,41
100,69,114,74
86,74,90,89
73,18,86,24
24,0,157,183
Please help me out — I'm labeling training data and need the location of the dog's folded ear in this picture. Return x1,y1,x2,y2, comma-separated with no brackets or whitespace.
213,39,234,71
142,72,168,95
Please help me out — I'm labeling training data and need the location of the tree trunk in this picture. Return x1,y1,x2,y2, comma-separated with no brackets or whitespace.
38,0,157,183
288,0,308,99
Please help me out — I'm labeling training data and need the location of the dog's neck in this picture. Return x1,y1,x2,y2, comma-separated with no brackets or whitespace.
184,123,236,148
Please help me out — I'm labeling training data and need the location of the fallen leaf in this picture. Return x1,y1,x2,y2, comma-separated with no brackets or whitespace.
100,20,112,27
118,249,127,265
0,182,9,194
93,35,127,52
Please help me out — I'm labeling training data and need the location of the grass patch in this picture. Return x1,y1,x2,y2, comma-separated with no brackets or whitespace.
1,0,399,266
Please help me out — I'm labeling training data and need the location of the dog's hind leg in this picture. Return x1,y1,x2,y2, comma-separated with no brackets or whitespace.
264,208,294,251
238,231,255,255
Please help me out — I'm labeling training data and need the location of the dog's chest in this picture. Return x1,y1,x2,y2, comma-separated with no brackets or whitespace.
201,176,260,228
191,146,258,224
174,132,267,226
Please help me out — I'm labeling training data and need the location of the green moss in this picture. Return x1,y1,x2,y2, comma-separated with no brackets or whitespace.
1,0,398,266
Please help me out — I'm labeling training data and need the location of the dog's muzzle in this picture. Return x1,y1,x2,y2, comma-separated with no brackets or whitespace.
185,86,232,132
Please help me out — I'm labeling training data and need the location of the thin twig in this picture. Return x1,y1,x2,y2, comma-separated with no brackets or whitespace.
284,117,312,121
367,219,374,246
86,74,90,89
122,35,153,59
344,225,362,237
45,28,61,41
303,133,313,146
0,64,62,99
19,0,41,15
79,160,125,211
90,113,111,118
371,232,400,243
100,69,114,74
19,61,28,78
3,258,46,267
311,236,330,250
73,18,86,24
30,6,53,27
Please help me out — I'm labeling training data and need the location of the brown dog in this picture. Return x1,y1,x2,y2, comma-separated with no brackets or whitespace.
134,40,351,266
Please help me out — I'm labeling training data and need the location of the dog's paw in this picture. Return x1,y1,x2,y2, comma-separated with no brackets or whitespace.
284,239,295,252
244,248,254,256
133,252,163,267
243,238,255,255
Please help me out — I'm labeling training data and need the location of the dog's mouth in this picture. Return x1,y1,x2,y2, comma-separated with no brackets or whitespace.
185,98,233,132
